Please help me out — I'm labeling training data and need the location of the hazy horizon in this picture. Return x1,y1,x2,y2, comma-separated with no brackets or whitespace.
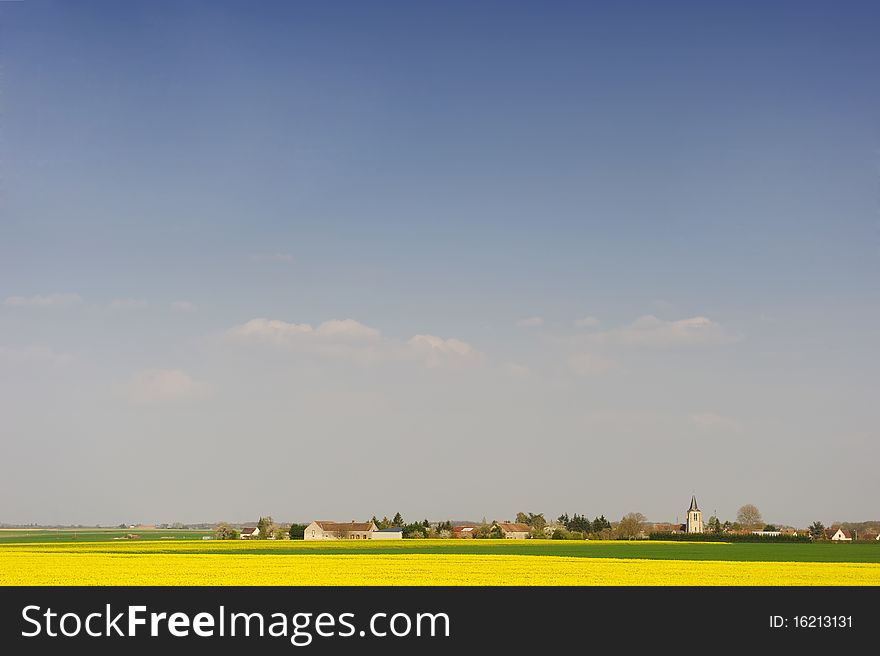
2,2,878,528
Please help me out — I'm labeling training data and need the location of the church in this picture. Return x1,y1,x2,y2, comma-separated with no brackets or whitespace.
685,495,704,533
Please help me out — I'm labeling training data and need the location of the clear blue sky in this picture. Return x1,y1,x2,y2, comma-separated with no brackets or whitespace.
1,1,878,526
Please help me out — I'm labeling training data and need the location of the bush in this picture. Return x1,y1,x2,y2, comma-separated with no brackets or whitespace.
648,532,810,543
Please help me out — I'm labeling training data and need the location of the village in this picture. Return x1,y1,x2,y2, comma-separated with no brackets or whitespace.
201,496,880,543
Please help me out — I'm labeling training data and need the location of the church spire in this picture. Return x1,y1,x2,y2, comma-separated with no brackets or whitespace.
689,495,699,512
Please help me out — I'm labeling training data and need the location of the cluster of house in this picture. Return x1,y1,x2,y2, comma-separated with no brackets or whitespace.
298,520,532,540
235,520,533,540
230,497,880,542
825,527,880,542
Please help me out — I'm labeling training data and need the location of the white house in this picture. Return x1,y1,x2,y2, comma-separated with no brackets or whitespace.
304,520,377,540
493,522,530,539
827,528,853,541
240,527,259,539
371,527,404,540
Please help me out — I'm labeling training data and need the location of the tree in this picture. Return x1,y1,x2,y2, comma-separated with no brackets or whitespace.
402,522,425,539
273,526,288,540
391,512,404,528
616,512,647,540
763,524,778,532
808,521,825,539
736,504,763,530
706,515,722,533
288,523,307,540
489,524,504,539
516,512,529,524
256,516,274,540
592,515,611,533
474,522,492,539
436,520,453,533
568,514,591,534
213,523,238,540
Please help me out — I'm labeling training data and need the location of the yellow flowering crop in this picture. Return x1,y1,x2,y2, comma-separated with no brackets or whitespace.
1,542,878,586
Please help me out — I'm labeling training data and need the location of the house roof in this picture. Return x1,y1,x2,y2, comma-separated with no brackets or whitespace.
689,495,699,512
496,523,530,533
826,528,854,539
377,527,403,532
240,527,258,535
314,521,375,532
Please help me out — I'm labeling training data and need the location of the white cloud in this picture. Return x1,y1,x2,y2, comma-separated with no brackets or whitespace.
3,293,82,309
249,253,293,263
690,413,736,429
568,352,616,376
405,334,484,368
226,317,383,364
591,315,737,348
0,345,73,365
109,298,148,311
125,369,210,405
171,301,198,313
315,319,380,340
574,316,600,328
516,316,544,328
227,318,481,369
229,318,379,342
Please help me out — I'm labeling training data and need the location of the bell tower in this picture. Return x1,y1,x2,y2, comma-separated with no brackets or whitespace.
686,495,704,533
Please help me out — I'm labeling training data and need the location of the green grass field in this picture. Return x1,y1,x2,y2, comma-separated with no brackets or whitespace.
1,532,877,563
0,528,212,543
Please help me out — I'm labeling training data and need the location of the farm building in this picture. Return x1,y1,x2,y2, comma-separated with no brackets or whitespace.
493,522,530,539
452,525,479,539
371,527,403,540
239,527,259,539
304,520,378,540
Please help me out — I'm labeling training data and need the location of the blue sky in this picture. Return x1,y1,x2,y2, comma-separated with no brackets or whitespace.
1,1,878,526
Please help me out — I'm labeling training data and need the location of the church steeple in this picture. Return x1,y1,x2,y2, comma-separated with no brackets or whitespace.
686,494,704,533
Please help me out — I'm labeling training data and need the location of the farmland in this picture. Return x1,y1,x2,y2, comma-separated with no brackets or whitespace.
1,537,878,586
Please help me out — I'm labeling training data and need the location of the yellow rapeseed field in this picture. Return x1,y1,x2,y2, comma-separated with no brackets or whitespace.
1,541,879,585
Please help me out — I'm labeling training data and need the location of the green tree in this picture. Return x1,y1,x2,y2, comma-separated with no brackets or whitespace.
474,522,492,539
402,522,425,539
516,512,529,524
256,516,274,540
391,512,404,528
592,515,611,533
288,523,307,540
489,524,504,539
808,521,825,539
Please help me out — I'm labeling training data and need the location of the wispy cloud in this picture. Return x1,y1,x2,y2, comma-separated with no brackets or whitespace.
227,317,482,369
229,318,380,342
405,334,484,368
516,316,544,328
125,369,211,405
171,301,198,314
3,293,82,309
583,315,739,348
574,316,599,328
